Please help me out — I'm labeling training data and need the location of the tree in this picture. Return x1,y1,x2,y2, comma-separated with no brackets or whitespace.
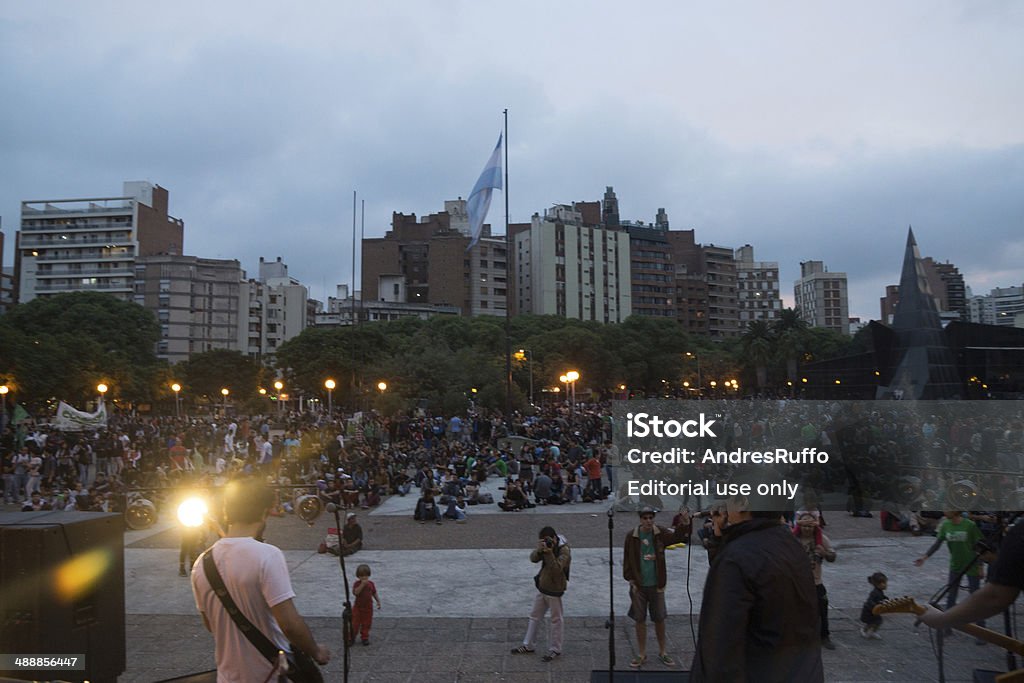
178,350,261,404
739,320,774,392
0,292,161,407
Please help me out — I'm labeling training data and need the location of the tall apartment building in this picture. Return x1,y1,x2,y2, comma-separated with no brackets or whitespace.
15,181,184,303
514,203,631,322
243,257,311,362
880,257,967,325
623,211,675,318
0,228,13,315
794,260,850,334
134,255,246,365
969,285,1024,327
735,245,782,324
362,199,507,316
666,230,739,339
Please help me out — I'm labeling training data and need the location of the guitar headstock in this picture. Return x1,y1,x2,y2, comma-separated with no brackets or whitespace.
873,596,926,616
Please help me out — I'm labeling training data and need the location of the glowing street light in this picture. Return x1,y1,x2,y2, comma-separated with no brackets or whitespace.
221,387,229,414
515,348,534,405
324,378,336,416
171,383,181,418
97,383,108,398
685,352,702,398
0,384,8,434
274,380,284,415
377,381,388,392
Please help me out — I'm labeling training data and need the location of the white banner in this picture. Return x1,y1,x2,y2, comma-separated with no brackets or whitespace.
54,400,108,431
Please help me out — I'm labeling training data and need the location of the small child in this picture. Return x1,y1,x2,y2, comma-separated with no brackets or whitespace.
860,572,888,639
351,564,382,646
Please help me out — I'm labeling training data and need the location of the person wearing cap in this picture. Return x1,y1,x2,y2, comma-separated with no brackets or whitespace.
622,506,690,668
689,496,823,683
341,512,363,556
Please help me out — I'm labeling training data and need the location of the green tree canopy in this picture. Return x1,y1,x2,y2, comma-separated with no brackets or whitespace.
0,291,162,407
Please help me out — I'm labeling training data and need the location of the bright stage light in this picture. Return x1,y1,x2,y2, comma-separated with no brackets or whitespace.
177,497,209,528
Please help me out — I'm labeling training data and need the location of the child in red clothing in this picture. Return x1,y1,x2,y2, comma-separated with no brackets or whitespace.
351,564,381,646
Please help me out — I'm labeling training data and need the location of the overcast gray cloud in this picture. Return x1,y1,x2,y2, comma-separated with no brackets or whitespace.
1,0,1022,320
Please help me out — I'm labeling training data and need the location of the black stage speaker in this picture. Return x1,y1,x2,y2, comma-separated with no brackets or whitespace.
590,671,689,682
0,512,125,683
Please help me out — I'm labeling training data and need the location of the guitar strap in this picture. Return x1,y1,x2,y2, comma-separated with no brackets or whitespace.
201,549,287,667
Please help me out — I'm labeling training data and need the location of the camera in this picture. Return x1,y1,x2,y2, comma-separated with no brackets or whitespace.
543,537,554,548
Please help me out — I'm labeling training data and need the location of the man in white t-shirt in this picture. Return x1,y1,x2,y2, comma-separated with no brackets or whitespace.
192,478,330,681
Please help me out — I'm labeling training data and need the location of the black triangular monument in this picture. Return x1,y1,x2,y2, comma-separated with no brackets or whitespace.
876,227,961,399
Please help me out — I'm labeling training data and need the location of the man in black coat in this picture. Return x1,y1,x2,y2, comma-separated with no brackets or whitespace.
690,497,824,683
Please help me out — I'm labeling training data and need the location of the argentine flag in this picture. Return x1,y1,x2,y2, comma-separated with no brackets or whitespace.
466,133,503,251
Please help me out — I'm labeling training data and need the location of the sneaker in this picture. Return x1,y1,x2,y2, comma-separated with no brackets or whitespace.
541,651,560,662
510,645,535,655
821,638,836,650
869,631,882,640
178,566,187,577
860,627,870,639
362,639,370,646
435,519,443,525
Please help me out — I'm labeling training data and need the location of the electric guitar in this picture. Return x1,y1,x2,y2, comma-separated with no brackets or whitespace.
873,596,1024,682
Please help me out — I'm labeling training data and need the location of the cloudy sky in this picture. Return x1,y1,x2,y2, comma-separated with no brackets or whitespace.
1,1,1022,320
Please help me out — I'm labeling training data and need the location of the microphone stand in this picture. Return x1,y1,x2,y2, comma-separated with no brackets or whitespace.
330,503,353,683
604,505,616,681
926,548,986,683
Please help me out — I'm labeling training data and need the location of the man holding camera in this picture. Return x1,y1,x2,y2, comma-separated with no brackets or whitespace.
512,526,571,662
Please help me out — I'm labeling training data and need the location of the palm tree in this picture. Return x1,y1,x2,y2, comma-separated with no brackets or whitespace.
773,308,810,386
740,319,774,393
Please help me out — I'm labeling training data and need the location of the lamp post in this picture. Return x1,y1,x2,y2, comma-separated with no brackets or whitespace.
324,378,336,416
515,348,534,405
221,387,229,416
685,352,702,398
97,382,108,411
274,380,284,416
171,383,181,418
377,381,387,393
564,370,579,413
0,384,8,434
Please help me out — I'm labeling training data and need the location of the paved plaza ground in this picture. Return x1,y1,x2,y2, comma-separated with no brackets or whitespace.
113,480,1024,683
5,479,1021,681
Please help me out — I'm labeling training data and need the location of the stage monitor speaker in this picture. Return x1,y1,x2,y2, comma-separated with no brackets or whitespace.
154,672,218,682
590,671,689,682
0,512,125,683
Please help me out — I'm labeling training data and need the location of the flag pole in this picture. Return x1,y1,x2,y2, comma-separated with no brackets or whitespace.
504,108,512,420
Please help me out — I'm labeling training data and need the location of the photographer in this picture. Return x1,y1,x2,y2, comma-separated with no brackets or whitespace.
511,526,571,662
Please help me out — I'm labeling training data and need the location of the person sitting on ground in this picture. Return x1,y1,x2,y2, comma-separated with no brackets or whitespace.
414,490,443,524
340,512,363,555
444,495,468,522
533,470,553,506
500,478,528,512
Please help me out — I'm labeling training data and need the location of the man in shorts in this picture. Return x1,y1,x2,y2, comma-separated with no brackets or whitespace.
622,505,689,668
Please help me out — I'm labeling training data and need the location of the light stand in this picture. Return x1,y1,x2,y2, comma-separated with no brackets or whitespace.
328,503,353,683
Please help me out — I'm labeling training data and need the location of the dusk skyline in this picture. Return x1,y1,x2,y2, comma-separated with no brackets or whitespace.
2,1,1022,320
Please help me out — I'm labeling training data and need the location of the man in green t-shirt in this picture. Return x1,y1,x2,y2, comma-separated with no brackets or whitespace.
914,510,986,630
623,506,690,668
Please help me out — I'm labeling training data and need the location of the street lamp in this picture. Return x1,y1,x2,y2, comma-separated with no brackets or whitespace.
562,370,579,412
515,348,534,405
274,380,284,415
171,383,181,418
221,388,229,415
324,378,336,416
0,385,8,434
377,381,387,393
685,352,702,398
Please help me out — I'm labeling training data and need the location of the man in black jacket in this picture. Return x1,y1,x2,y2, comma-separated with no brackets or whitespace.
690,496,824,683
